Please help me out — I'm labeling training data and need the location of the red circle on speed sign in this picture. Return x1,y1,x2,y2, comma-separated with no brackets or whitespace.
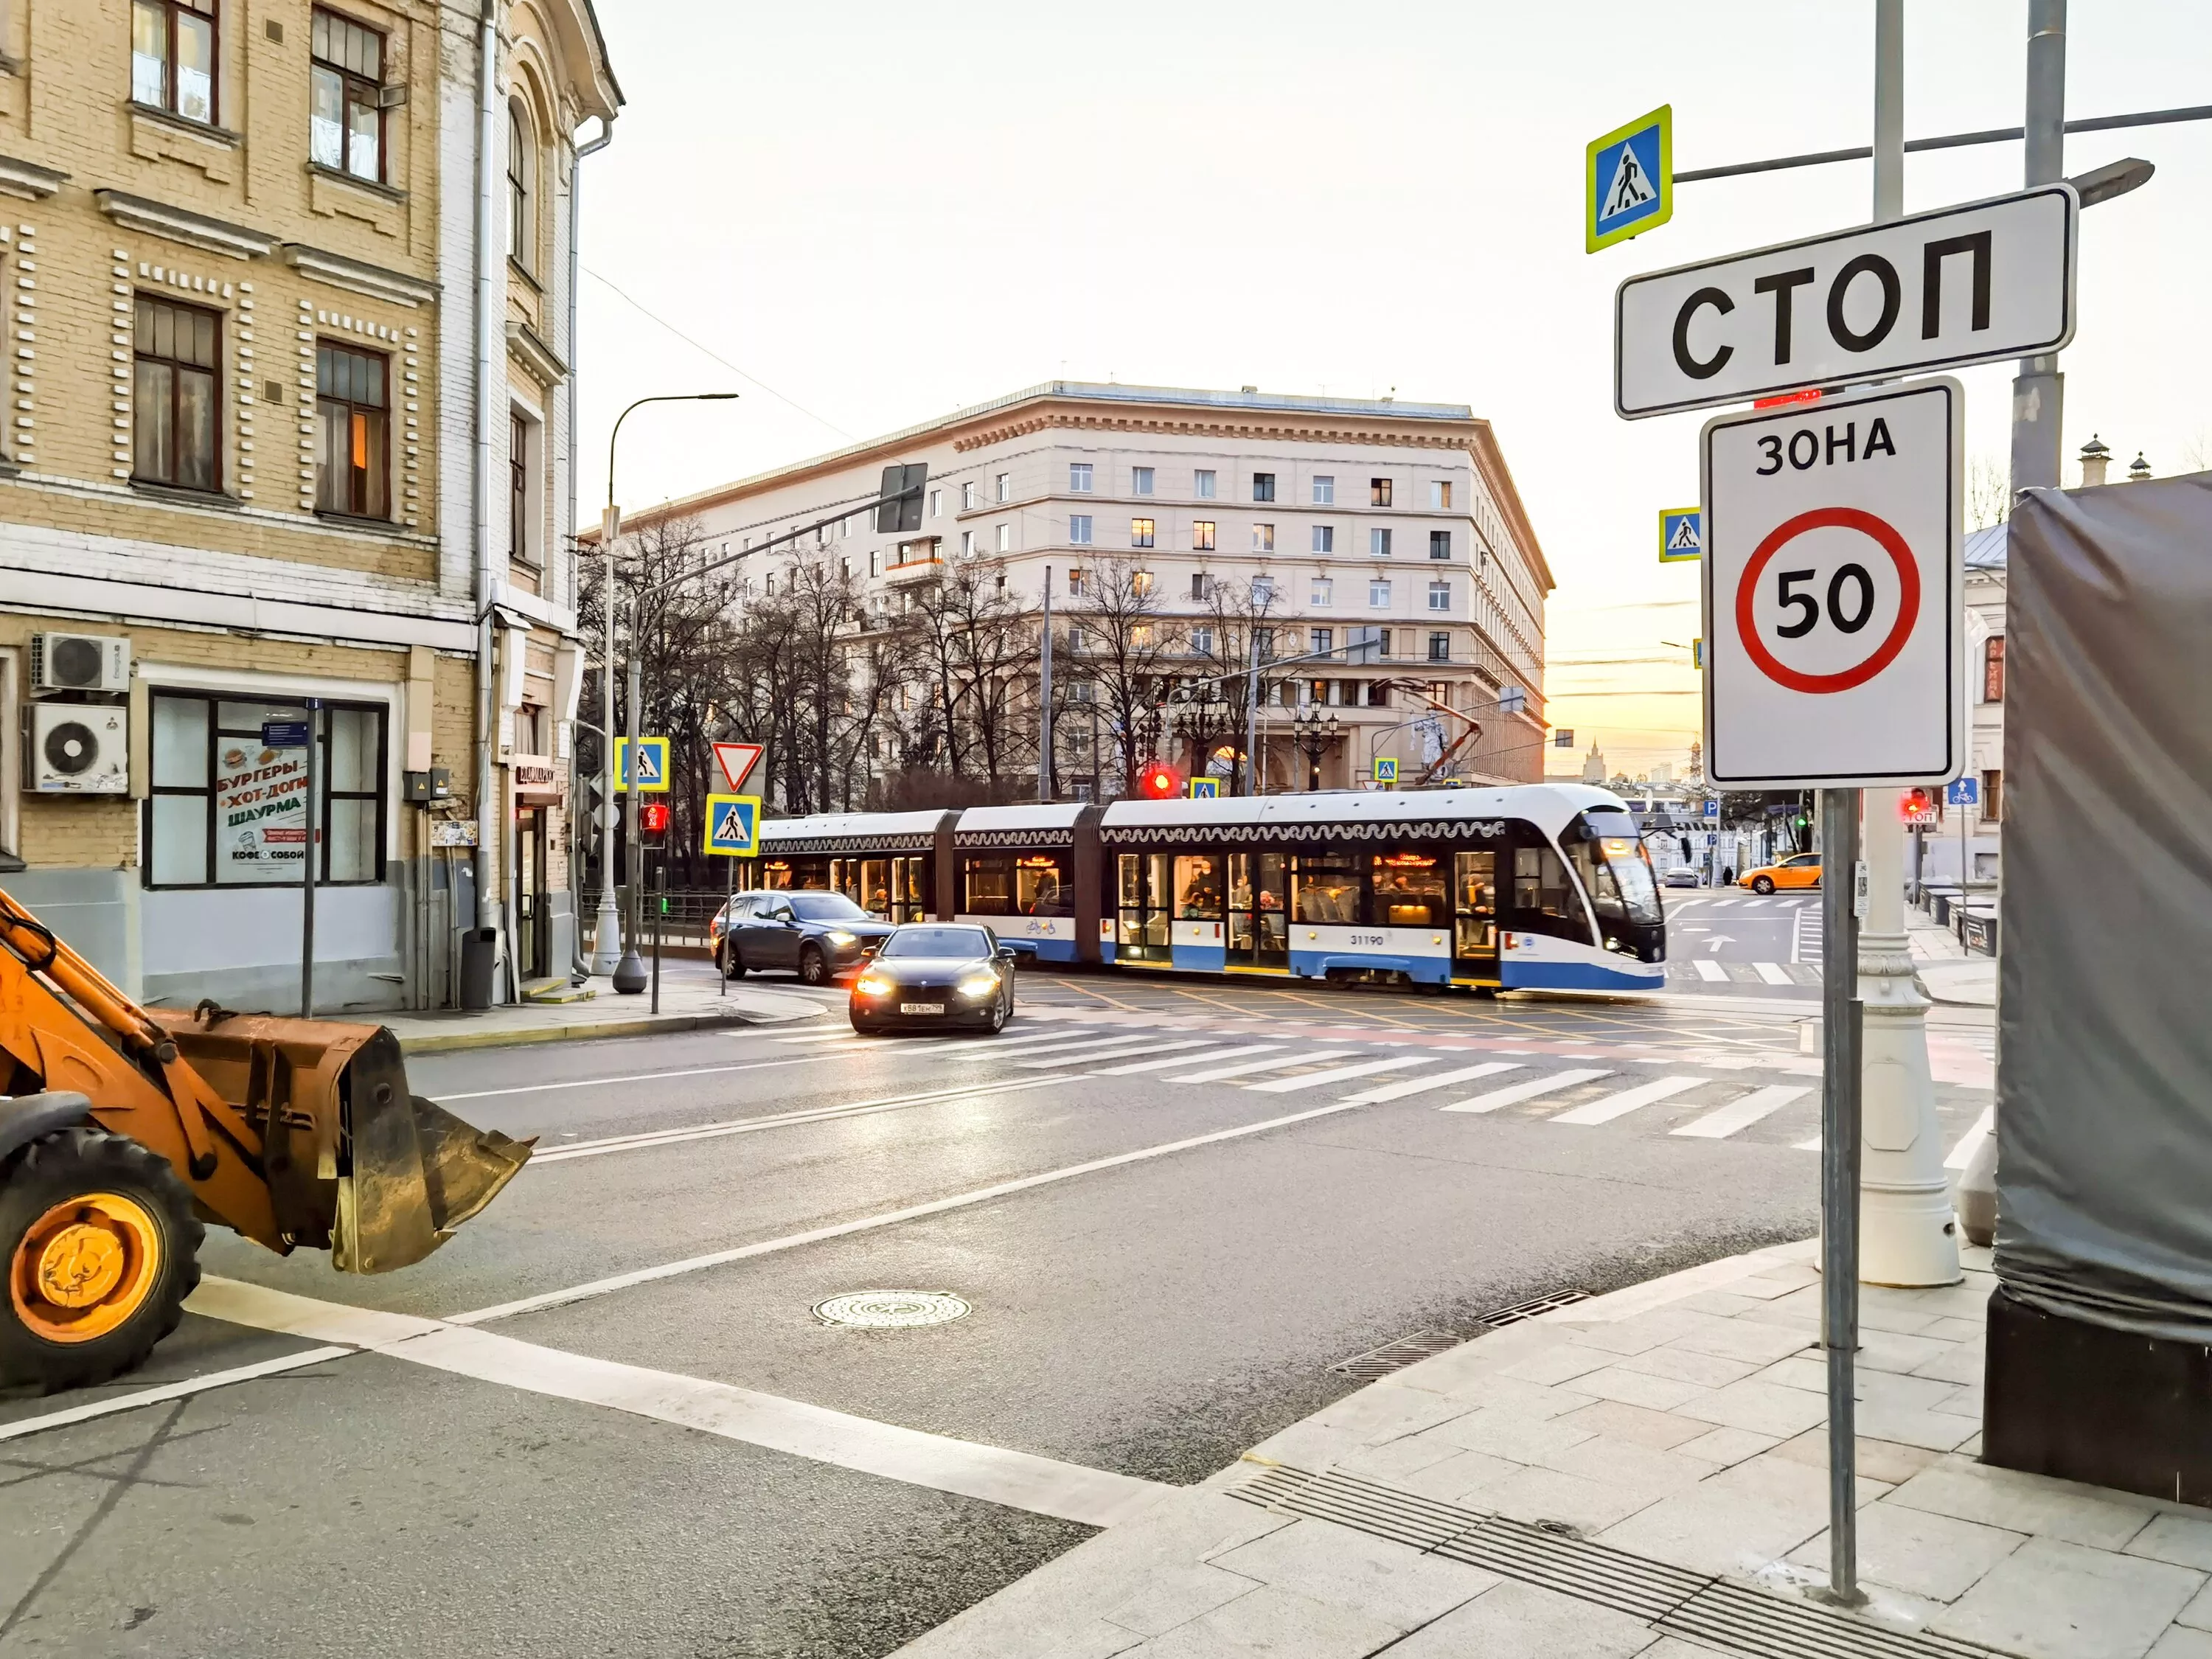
1734,506,1921,694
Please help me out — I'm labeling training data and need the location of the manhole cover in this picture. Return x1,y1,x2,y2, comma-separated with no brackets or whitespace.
813,1291,971,1329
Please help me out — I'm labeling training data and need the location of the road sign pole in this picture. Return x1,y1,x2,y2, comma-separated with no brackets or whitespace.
1819,786,1867,1607
614,647,648,995
2010,0,2067,494
592,533,624,977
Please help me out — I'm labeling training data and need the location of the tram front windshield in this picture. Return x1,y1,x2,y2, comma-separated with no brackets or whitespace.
1572,810,1664,927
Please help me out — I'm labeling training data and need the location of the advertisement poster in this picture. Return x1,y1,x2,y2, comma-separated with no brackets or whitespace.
216,737,311,883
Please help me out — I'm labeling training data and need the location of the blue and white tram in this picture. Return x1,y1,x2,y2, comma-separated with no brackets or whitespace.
949,803,1103,964
1093,785,1664,992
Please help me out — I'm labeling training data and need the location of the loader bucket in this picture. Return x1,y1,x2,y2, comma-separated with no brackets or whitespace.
148,1012,532,1274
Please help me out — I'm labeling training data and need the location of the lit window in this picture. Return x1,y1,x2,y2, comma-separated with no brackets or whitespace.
1131,518,1155,549
310,10,386,183
1310,577,1333,607
1252,523,1274,552
1371,528,1393,557
1371,477,1393,507
1430,480,1452,510
1312,476,1335,505
1069,462,1093,493
1070,513,1093,545
1427,579,1451,611
1194,469,1216,499
1252,472,1276,502
1369,578,1392,608
1131,571,1154,598
319,342,390,519
133,0,217,124
1312,524,1333,554
1067,568,1085,594
1192,520,1215,551
1429,529,1451,560
1133,466,1153,495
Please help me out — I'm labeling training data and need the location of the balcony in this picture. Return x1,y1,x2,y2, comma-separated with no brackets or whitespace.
883,538,944,583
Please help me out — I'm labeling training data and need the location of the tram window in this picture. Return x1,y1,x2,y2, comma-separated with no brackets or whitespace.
1295,855,1362,924
1567,841,1628,922
760,860,795,891
1117,853,1143,910
1566,810,1665,926
1371,853,1446,928
1512,844,1589,942
1175,855,1222,918
965,855,1015,914
859,859,892,917
1019,857,1070,915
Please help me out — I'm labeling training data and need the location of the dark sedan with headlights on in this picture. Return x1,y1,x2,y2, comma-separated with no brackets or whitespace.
849,924,1019,1035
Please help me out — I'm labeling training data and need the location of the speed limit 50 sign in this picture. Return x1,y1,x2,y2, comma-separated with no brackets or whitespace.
1701,379,1962,787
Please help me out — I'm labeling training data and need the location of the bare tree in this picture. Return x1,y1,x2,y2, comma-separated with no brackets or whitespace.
1065,554,1179,795
903,560,1040,796
1172,574,1281,788
1966,453,2011,529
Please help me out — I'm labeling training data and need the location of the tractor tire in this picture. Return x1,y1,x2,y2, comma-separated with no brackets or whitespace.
1752,877,1776,895
1,1127,202,1394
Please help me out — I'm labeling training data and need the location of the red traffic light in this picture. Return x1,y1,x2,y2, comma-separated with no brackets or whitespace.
1899,788,1933,820
1139,762,1181,799
639,801,672,836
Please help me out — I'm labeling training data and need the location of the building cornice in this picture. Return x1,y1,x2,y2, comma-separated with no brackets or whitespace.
97,189,274,261
953,408,1468,454
504,319,569,385
282,242,437,307
0,152,65,201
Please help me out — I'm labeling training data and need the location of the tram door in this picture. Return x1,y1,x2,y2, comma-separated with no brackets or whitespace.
889,855,928,922
1226,852,1288,971
1453,850,1500,981
1115,852,1174,963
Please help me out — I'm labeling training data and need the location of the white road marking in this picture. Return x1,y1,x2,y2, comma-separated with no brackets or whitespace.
1753,961,1795,986
1244,1056,1433,1094
1169,1049,1356,1083
1549,1076,1708,1126
529,1076,1067,1164
1708,899,1736,909
0,1346,353,1443
1795,1133,1823,1151
1693,959,1731,983
1001,1032,1197,1062
439,1054,837,1102
187,1280,1167,1529
1945,1104,1996,1170
1012,1037,1214,1071
1791,905,1805,964
1672,1085,1812,1139
1339,1062,1522,1104
774,1031,861,1045
1441,1069,1613,1114
1091,1044,1283,1076
453,1096,1374,1326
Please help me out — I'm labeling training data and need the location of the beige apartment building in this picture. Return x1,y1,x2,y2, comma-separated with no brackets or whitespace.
622,381,1551,800
0,0,617,1009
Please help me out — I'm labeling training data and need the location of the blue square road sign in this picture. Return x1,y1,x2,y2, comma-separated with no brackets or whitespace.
1587,105,1672,253
1945,777,1980,807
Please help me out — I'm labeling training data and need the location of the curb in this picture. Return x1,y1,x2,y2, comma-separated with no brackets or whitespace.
394,1006,824,1055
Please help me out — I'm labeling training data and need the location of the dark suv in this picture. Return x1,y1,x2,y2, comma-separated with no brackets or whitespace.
711,891,896,986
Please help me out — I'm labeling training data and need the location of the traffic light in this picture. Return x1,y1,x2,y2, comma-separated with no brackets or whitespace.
639,799,672,847
1901,787,1935,821
1138,761,1182,799
875,462,927,534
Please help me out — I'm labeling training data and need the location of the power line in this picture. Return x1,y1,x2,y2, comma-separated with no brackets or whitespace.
581,265,855,441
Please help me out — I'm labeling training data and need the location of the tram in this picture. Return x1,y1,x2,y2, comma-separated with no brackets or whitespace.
752,785,1665,993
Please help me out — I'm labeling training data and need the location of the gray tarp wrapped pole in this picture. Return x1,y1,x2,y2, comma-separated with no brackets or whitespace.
1995,472,2212,1340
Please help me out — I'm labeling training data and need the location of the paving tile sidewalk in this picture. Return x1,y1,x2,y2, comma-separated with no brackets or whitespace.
896,1241,2212,1659
383,961,825,1053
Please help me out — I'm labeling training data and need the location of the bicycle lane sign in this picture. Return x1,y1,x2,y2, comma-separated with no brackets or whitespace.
1700,378,1963,788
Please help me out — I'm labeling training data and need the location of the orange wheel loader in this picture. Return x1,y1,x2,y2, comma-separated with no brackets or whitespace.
0,888,530,1392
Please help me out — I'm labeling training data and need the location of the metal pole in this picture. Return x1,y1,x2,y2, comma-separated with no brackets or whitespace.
650,858,663,1015
591,532,623,974
301,700,321,1018
1820,787,1866,1607
1244,627,1262,796
613,639,647,992
1038,566,1054,802
2010,0,2067,493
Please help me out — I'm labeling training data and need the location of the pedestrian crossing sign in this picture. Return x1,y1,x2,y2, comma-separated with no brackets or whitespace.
1587,105,1672,253
615,734,670,793
702,793,762,857
1660,507,1703,563
1187,777,1220,799
1373,757,1399,785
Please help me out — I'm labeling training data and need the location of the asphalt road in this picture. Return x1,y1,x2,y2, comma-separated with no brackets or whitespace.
0,970,1992,1658
1660,889,1828,998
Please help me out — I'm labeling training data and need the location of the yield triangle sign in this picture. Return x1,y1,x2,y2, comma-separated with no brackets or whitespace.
1600,142,1657,223
712,741,765,793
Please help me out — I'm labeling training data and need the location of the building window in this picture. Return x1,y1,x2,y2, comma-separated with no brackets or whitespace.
133,295,220,491
1310,627,1333,657
1982,768,2003,823
995,522,1010,553
1369,578,1392,608
959,529,975,557
1191,624,1214,655
1371,477,1393,507
145,692,388,888
1067,568,1085,595
1430,480,1452,510
928,488,943,517
1371,527,1393,557
1130,518,1155,549
1192,520,1216,551
1194,469,1217,499
995,473,1010,503
133,0,217,124
1312,476,1335,505
1350,625,1388,661
1427,579,1450,611
1131,569,1154,597
507,103,533,268
1429,529,1452,560
869,549,881,577
1312,524,1334,554
1428,630,1451,662
1069,462,1093,493
1252,472,1276,502
961,481,977,510
316,342,390,520
1132,466,1154,496
1252,523,1274,552
1983,635,2005,703
1070,513,1093,545
310,9,385,183
1252,577,1275,606
1310,577,1332,607
1191,574,1211,602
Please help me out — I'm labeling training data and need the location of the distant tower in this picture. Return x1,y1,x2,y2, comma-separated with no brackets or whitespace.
2129,451,2153,483
1580,743,1606,785
2079,434,2111,487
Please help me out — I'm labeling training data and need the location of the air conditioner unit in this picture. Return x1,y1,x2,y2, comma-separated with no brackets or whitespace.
30,632,131,695
29,703,128,794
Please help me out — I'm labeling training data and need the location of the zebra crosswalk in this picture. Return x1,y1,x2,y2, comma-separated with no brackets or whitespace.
762,1017,1964,1151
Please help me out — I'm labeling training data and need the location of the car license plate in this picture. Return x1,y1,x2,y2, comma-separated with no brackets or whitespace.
900,1002,945,1015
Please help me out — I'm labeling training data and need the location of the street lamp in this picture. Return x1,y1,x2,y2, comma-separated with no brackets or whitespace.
1291,702,1339,792
599,392,738,992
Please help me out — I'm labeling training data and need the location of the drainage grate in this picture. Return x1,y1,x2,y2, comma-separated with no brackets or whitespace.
1328,1329,1467,1381
1234,1464,2003,1659
1476,1287,1593,1327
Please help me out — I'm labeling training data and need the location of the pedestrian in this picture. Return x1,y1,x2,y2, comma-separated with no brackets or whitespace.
1721,865,1734,886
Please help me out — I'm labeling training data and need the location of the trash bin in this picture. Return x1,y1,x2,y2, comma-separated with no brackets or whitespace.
460,927,498,1010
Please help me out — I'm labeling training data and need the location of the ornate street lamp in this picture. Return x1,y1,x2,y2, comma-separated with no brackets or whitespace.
1290,703,1340,793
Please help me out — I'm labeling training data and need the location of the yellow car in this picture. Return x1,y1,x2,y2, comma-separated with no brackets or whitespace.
1739,854,1821,895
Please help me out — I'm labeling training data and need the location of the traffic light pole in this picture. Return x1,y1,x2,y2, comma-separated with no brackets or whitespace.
613,647,648,995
